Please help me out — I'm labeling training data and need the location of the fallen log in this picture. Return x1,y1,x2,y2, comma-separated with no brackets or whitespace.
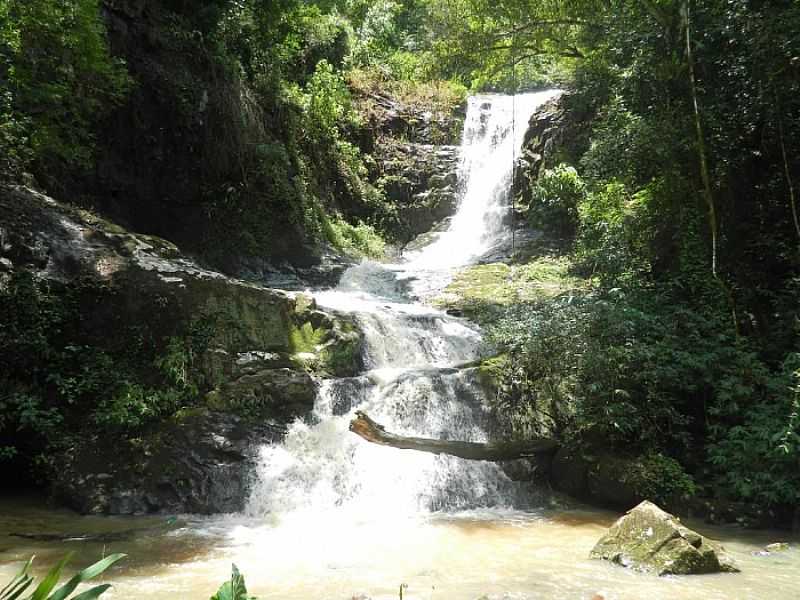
349,411,558,460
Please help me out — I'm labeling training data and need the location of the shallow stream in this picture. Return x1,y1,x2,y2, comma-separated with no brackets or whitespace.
1,494,799,599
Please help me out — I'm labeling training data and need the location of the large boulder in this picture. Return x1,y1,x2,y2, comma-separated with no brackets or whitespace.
51,410,281,515
590,500,739,575
0,185,360,384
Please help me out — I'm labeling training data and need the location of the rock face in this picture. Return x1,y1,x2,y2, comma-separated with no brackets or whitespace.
356,91,464,242
517,94,591,211
1,185,363,514
590,501,740,575
519,97,569,181
377,142,461,239
52,410,281,515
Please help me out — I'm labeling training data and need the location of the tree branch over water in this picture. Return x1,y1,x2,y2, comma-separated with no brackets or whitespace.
349,411,558,460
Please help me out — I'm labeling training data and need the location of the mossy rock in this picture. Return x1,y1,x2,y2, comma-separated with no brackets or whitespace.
476,353,511,395
206,368,316,419
590,500,740,575
433,258,583,325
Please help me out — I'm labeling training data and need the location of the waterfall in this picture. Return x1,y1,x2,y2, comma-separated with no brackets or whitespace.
245,91,560,521
408,91,560,270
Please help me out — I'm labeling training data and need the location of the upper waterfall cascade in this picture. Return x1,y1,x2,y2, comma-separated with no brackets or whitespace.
246,90,561,520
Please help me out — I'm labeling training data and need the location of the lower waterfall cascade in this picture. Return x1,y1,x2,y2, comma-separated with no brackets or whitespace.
245,90,561,521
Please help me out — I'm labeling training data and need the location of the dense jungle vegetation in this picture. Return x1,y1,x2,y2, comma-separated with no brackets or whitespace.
1,0,799,527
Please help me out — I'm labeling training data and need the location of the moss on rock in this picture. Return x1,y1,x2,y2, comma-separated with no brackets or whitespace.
590,500,740,575
433,257,583,325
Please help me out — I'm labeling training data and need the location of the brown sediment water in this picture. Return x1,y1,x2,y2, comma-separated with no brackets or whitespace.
1,494,799,600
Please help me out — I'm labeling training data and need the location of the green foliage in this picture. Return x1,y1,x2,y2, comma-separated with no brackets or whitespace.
421,0,590,89
488,286,798,510
527,164,585,239
305,59,354,138
1,552,125,600
502,0,800,517
621,453,697,508
0,88,31,180
0,0,130,181
289,322,328,354
319,339,359,377
322,215,386,258
92,383,185,430
0,273,76,461
349,0,403,68
0,273,213,468
706,353,800,506
211,565,255,600
574,181,650,283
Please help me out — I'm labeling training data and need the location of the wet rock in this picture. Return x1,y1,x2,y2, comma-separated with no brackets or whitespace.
351,87,464,242
0,185,296,355
519,96,567,181
375,142,461,239
52,411,283,515
590,500,740,575
586,457,641,508
206,368,317,420
765,542,790,553
550,447,590,499
501,456,551,483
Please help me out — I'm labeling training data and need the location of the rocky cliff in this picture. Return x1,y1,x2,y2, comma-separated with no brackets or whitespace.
356,91,465,244
0,185,362,514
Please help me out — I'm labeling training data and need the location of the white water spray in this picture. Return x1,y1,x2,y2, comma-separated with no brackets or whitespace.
408,90,561,270
246,91,559,522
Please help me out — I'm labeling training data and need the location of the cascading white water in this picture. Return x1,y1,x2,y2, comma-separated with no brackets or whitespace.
246,91,560,522
407,90,561,270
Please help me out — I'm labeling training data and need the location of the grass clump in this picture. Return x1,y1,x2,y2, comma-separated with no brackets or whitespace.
323,215,386,259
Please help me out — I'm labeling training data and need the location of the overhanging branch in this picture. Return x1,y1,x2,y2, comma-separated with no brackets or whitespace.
349,411,559,460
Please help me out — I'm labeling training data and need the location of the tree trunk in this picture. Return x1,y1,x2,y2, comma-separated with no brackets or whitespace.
349,411,558,460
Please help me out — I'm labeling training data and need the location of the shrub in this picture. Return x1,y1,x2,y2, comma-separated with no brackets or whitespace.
527,163,585,239
305,59,353,138
621,453,697,507
706,353,800,506
0,0,131,181
322,215,386,258
488,287,796,510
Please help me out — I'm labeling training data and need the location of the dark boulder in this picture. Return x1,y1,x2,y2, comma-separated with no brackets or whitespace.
52,410,282,515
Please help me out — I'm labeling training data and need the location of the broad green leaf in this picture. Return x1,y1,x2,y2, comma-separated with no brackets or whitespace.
1,556,34,599
49,554,126,600
1,572,33,600
29,553,73,600
68,584,112,600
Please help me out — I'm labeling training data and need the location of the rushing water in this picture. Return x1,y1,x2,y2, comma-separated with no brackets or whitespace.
2,91,800,599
